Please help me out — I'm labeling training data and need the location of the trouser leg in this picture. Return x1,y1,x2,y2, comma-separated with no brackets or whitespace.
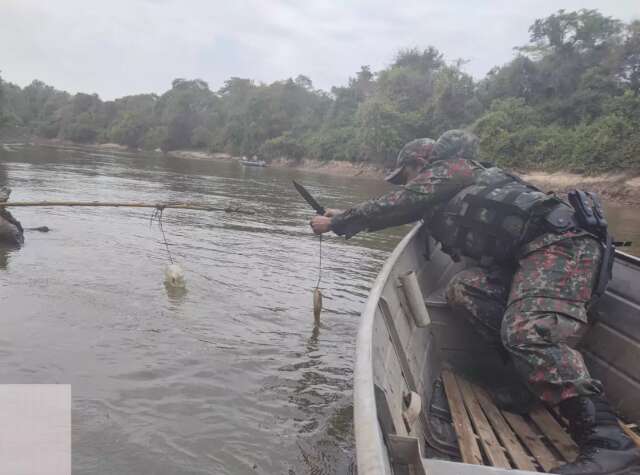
446,265,512,344
501,235,604,405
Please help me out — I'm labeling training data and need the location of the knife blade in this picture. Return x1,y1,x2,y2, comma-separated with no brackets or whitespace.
292,180,326,216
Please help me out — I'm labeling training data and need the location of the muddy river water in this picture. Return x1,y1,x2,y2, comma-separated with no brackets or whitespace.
0,144,638,474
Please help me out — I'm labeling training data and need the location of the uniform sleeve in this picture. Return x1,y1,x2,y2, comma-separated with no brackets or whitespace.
330,189,431,238
330,159,479,238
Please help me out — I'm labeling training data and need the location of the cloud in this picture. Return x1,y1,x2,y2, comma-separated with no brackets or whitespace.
1,0,638,99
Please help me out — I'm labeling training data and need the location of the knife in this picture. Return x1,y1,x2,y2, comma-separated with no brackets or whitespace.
292,180,326,216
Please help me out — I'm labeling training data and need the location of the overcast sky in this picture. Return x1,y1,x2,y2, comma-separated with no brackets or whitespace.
1,0,638,100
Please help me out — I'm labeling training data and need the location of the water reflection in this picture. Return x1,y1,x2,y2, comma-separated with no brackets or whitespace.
0,246,11,270
165,282,188,304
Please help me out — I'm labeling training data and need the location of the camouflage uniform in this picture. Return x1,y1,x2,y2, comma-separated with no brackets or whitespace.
446,233,603,404
331,157,482,238
331,130,603,405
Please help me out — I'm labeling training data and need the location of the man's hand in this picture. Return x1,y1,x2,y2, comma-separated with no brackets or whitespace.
323,208,342,218
310,215,332,235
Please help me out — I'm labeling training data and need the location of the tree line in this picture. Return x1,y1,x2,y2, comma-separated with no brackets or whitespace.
1,9,639,172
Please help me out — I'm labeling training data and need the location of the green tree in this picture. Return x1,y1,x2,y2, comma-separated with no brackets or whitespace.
356,98,407,164
425,65,480,136
620,20,640,94
519,9,623,58
153,79,218,150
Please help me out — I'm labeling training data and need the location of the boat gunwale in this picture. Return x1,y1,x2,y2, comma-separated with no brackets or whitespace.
354,222,423,475
615,250,640,266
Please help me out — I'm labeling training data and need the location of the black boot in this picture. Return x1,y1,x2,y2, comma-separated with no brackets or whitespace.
554,395,640,475
488,382,537,415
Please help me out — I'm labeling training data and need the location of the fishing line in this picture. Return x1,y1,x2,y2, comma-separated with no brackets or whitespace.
151,206,186,288
151,205,174,264
315,234,322,289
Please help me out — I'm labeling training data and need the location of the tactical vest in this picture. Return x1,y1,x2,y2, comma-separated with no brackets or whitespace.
429,166,561,263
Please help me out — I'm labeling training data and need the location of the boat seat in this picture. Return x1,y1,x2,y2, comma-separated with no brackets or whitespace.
441,370,578,472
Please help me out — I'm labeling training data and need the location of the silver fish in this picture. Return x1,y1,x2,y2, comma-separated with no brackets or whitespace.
313,288,323,321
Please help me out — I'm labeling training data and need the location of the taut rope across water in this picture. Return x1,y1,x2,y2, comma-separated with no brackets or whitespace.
0,201,254,214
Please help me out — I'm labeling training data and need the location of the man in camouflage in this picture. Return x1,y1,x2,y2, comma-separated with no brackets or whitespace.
310,130,640,475
0,187,23,246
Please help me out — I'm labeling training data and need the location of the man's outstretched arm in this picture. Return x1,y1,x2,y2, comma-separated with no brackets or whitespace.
327,189,431,238
310,159,480,238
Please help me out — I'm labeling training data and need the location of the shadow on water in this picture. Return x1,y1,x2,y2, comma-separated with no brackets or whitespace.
272,318,357,474
0,154,8,186
164,282,188,304
0,247,9,270
0,244,19,270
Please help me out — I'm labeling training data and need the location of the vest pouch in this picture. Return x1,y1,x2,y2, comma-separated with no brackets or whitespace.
568,190,607,239
567,190,614,301
544,204,577,233
592,233,614,302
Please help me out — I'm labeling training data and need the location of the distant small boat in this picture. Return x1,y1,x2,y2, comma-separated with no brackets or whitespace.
241,160,267,167
241,156,267,167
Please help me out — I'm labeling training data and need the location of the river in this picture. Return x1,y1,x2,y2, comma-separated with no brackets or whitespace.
0,144,406,475
0,144,638,475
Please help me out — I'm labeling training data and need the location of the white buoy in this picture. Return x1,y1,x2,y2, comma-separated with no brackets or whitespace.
164,263,186,288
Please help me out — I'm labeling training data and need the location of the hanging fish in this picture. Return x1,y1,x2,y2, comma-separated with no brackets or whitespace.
313,287,323,321
292,181,327,322
312,234,323,321
164,263,186,288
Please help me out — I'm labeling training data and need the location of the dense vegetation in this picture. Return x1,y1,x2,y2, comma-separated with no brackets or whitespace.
1,9,639,172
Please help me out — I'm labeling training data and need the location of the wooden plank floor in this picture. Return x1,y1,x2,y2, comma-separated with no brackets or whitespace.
441,371,483,465
441,370,578,472
620,422,640,449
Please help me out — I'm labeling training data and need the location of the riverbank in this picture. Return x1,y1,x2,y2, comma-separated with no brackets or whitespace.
271,158,640,205
171,150,640,204
266,157,640,205
521,171,640,205
269,157,383,178
268,158,640,205
4,138,640,204
164,151,384,177
168,150,233,161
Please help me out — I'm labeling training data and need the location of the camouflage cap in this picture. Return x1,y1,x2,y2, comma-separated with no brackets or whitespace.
431,129,479,161
385,138,435,185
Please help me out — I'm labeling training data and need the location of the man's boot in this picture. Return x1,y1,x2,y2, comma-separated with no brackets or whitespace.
554,395,640,475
